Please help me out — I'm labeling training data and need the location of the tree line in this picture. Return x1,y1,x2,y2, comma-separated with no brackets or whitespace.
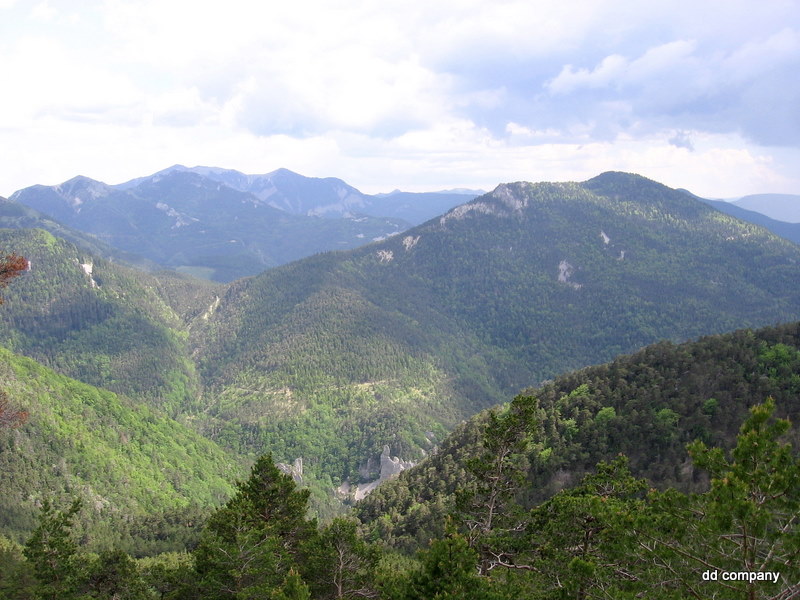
1,397,797,599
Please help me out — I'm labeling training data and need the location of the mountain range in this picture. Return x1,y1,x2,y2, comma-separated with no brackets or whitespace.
9,167,478,282
10,166,800,284
123,165,481,223
731,193,800,223
2,169,800,549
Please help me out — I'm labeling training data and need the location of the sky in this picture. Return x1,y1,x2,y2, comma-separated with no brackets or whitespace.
1,0,799,198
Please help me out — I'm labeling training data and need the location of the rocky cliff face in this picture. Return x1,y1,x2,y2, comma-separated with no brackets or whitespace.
277,457,304,484
338,446,415,502
379,445,415,479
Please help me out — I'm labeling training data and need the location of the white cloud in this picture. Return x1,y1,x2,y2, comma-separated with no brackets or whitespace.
546,40,704,106
547,54,629,94
229,53,452,137
541,28,800,145
0,35,143,127
629,39,697,76
721,28,800,83
0,0,799,199
31,1,56,20
147,88,219,127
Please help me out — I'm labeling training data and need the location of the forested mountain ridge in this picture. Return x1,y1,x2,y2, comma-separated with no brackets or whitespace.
355,320,800,551
191,171,800,491
10,171,409,282
699,196,800,244
0,196,157,270
2,323,798,598
3,171,800,515
0,228,218,414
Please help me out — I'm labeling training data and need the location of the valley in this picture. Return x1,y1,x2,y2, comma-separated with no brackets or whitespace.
4,1,798,595
1,168,799,598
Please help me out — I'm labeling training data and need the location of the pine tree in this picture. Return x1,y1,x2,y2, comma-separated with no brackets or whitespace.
194,454,316,599
302,517,379,599
525,456,649,599
638,399,800,599
456,394,538,574
391,533,501,600
81,549,150,600
22,499,82,600
271,570,312,600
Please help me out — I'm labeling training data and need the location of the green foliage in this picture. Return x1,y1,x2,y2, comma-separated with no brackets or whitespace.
594,406,615,425
191,171,800,504
758,341,800,392
2,393,797,600
302,517,379,599
523,456,649,598
637,399,800,598
702,397,718,415
194,454,317,599
271,570,311,600
0,345,237,553
0,534,27,599
456,395,538,573
0,228,213,413
21,498,83,600
81,549,151,600
358,322,800,553
137,551,195,600
387,533,500,600
388,399,800,599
